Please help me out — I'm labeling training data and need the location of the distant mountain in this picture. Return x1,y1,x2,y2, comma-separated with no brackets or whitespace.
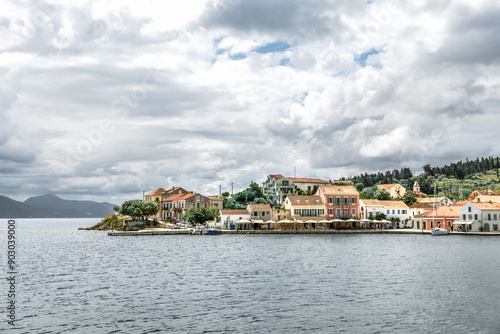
0,194,117,218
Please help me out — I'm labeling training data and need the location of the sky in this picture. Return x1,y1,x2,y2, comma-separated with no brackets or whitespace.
1,0,500,204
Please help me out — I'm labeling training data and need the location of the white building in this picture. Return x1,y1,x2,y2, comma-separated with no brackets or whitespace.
219,209,250,230
456,202,500,232
359,199,410,228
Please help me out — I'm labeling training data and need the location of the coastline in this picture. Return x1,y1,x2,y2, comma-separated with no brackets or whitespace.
106,228,500,236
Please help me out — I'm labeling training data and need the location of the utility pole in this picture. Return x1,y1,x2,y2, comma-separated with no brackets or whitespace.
231,183,233,196
143,190,145,202
219,185,222,198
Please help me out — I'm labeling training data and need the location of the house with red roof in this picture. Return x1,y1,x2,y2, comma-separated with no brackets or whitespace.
315,185,359,221
376,183,406,199
288,177,332,193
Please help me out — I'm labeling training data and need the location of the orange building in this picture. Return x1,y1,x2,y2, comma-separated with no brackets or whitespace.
315,185,359,221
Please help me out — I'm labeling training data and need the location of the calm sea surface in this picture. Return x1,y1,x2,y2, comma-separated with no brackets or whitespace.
1,218,500,333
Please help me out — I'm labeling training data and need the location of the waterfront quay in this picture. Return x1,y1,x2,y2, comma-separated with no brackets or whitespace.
107,228,500,236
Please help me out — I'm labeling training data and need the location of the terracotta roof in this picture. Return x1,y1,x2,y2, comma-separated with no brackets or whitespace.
269,174,284,180
164,193,186,201
179,193,196,200
470,202,500,210
360,199,384,207
417,197,449,204
472,190,500,196
286,195,324,206
207,196,222,201
409,203,434,209
474,195,500,203
361,199,408,208
288,177,331,184
425,206,460,218
146,188,166,196
377,184,399,190
318,185,359,196
452,200,471,207
247,204,272,211
221,209,249,215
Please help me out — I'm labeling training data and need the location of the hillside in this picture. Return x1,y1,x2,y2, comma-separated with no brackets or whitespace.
0,194,117,218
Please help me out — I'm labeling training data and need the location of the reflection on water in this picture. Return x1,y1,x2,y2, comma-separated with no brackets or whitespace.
1,219,500,333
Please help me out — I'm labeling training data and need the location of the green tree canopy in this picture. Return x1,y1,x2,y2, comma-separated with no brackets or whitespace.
183,206,220,225
374,188,391,200
119,200,158,220
402,190,417,206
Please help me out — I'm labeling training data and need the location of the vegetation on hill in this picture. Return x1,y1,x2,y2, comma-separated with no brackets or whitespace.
223,182,271,209
81,214,124,230
346,156,500,201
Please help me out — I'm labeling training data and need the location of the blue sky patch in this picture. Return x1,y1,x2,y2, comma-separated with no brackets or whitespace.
230,53,247,60
254,41,292,54
354,48,382,67
279,57,290,66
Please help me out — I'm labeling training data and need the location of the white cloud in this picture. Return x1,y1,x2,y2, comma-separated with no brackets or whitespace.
0,0,499,203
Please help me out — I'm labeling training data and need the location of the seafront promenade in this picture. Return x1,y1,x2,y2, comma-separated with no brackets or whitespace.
107,228,500,236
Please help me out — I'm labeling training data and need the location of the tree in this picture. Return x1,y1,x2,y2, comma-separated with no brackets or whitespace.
183,206,220,225
142,201,159,218
374,188,391,200
113,206,120,213
402,190,417,206
119,200,158,220
355,183,364,192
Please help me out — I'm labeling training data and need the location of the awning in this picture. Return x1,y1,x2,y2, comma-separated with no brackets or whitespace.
453,221,473,225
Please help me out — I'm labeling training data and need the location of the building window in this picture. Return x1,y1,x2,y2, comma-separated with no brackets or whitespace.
397,210,400,214
494,214,498,221
254,212,258,216
204,203,207,208
329,197,333,204
468,214,472,221
294,209,300,215
308,186,311,191
311,209,317,216
352,198,356,204
474,214,478,221
488,214,491,220
328,209,333,215
197,195,200,200
337,209,341,216
493,225,498,231
197,203,200,209
352,208,355,215
468,207,471,212
387,210,390,214
282,181,289,186
462,214,466,220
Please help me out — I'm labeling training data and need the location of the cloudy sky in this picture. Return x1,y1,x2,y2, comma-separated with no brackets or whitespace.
1,0,499,204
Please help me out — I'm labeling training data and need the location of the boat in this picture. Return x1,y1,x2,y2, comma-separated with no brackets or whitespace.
205,227,221,235
431,227,449,236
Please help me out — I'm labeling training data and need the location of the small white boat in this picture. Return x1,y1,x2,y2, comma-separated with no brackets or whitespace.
431,227,449,236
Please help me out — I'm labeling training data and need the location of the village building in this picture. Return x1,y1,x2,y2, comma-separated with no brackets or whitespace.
469,190,500,201
359,199,410,228
376,184,406,199
272,207,291,222
247,204,272,221
455,202,500,232
315,185,359,220
288,177,332,193
262,174,296,205
416,196,454,208
409,203,433,217
283,195,326,222
219,209,250,230
413,205,460,231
